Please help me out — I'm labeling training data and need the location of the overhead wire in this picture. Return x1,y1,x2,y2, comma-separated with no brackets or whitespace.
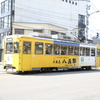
88,1,100,35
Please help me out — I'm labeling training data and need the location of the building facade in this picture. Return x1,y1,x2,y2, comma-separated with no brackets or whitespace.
0,0,87,61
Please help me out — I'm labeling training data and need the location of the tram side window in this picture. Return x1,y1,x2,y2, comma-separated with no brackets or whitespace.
61,45,67,55
23,42,31,54
6,42,13,54
54,44,60,55
91,48,95,56
80,47,83,56
86,48,90,56
45,43,52,55
14,42,19,53
35,42,43,54
68,46,73,55
83,48,86,56
97,49,100,56
80,47,86,56
74,47,79,55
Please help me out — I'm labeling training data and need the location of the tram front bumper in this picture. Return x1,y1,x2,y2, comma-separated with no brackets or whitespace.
5,64,17,73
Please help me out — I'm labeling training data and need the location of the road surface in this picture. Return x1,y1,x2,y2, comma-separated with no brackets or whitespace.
0,65,100,100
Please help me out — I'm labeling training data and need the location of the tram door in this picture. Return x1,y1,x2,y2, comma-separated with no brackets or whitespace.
21,41,32,71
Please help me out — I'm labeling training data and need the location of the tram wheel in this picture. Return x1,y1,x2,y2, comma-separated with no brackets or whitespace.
6,67,9,73
16,71,22,74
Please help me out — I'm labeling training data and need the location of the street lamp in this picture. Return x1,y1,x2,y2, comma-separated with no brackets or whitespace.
89,10,100,16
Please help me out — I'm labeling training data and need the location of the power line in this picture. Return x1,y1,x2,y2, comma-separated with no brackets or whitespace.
15,1,78,15
15,6,78,21
90,2,99,11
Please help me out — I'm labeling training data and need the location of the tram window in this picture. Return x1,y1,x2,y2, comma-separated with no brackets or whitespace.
86,48,90,56
97,49,100,56
74,47,79,55
80,47,86,56
61,45,67,55
83,48,86,56
6,42,13,54
91,48,95,56
54,44,60,55
35,42,43,54
45,43,52,55
23,42,31,54
14,42,19,53
68,46,73,55
80,47,83,56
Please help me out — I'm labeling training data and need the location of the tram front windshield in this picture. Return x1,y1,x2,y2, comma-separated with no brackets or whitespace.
6,42,19,54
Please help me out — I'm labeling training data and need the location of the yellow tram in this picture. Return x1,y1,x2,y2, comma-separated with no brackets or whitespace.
2,34,100,73
96,46,100,68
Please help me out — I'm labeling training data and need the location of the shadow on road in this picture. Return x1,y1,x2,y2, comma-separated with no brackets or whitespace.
13,68,100,76
1,64,100,76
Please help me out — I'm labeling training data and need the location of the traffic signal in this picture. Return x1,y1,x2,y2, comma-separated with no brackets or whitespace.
96,33,99,39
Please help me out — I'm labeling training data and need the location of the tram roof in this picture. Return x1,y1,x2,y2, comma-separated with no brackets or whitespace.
5,35,98,47
54,41,79,46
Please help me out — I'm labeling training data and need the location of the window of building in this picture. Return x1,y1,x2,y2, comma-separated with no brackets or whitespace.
33,30,43,33
5,0,8,13
8,15,11,28
1,2,5,14
15,29,24,34
12,0,15,10
0,15,11,29
4,16,8,28
0,18,2,29
45,43,52,54
75,2,77,5
23,42,31,54
66,0,68,2
51,31,59,35
62,0,64,1
0,32,10,43
35,42,43,54
8,0,11,11
0,18,4,29
69,0,71,3
72,2,74,4
1,0,11,14
61,33,66,35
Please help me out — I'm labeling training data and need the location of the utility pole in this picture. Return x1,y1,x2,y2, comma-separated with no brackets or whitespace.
86,10,100,40
70,0,90,41
10,0,13,35
86,4,90,40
